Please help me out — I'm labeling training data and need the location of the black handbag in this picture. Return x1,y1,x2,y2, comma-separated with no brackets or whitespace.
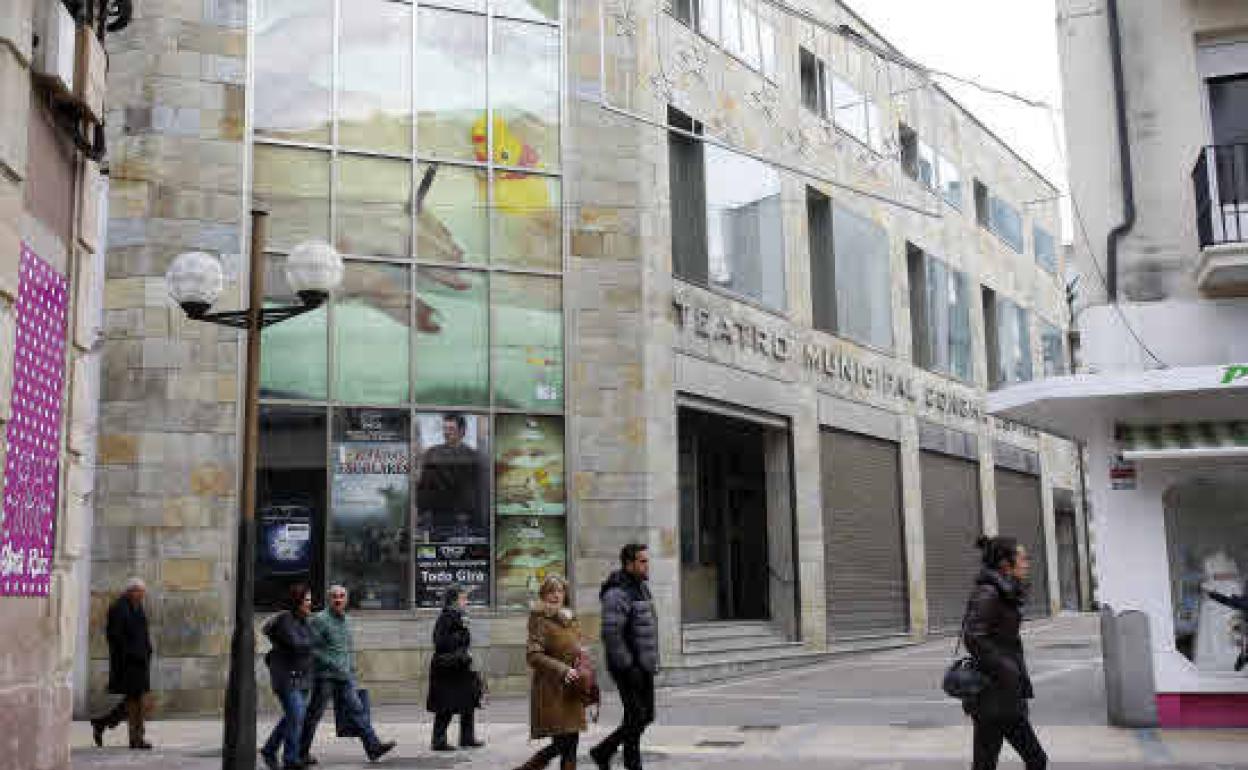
942,602,987,700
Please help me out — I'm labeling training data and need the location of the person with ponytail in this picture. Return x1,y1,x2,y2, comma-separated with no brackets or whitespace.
963,535,1048,770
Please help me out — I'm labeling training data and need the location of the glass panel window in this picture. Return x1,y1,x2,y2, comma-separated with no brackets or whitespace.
1034,225,1058,274
938,154,962,209
336,155,412,258
417,162,489,264
256,406,328,609
414,268,489,407
760,18,777,78
492,274,563,410
414,412,491,606
704,143,786,310
330,408,410,610
490,173,561,270
908,246,971,381
490,20,560,172
334,262,411,404
830,203,893,350
338,0,411,153
993,296,1032,387
832,75,871,148
253,145,330,252
417,8,487,163
917,139,937,190
493,0,559,23
740,3,761,70
721,0,742,56
699,0,721,41
255,0,332,143
1041,319,1066,377
494,414,566,608
261,257,328,400
990,195,1024,253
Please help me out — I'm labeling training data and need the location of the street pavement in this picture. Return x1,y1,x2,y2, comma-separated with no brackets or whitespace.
72,614,1248,769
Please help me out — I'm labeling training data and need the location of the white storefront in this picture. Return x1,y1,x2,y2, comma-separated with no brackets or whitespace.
989,364,1248,727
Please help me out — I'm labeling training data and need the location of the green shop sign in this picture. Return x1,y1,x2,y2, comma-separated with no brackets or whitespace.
1222,364,1248,385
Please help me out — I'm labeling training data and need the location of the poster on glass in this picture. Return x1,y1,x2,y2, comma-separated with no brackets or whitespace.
413,412,490,605
495,515,566,608
495,414,564,516
330,408,411,609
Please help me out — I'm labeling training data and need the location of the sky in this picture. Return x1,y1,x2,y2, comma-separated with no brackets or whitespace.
848,0,1072,239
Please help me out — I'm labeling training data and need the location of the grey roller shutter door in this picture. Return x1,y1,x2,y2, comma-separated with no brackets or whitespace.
821,429,908,639
921,451,983,633
994,468,1050,619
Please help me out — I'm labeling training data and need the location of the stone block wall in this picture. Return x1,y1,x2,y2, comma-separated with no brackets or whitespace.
89,0,246,717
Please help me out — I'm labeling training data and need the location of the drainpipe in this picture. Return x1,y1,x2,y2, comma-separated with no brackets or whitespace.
1105,0,1135,302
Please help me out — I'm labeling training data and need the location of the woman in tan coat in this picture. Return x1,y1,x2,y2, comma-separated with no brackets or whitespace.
514,574,588,770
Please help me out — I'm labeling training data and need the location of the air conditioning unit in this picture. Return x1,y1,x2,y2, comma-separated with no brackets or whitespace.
33,1,76,96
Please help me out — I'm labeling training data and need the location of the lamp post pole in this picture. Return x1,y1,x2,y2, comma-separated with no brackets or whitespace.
165,212,341,770
220,209,268,770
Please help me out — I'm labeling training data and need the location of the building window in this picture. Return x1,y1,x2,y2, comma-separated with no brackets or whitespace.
938,154,962,209
832,74,885,153
983,288,1032,389
972,179,1024,252
908,245,972,382
974,179,989,227
800,47,828,118
898,124,935,189
677,0,777,80
1034,225,1057,274
808,188,893,350
253,0,565,610
670,108,787,310
1040,319,1066,377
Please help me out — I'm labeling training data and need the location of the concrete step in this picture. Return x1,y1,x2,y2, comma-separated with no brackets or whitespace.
683,634,799,654
681,621,781,642
680,641,806,666
659,647,834,687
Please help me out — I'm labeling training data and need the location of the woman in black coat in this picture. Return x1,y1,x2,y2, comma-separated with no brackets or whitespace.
261,584,314,770
963,536,1048,770
427,585,484,751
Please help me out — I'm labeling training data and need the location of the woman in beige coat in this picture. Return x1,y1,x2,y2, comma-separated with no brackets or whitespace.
514,574,588,770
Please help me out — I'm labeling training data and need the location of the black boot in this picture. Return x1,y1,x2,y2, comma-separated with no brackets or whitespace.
459,711,484,749
430,712,454,751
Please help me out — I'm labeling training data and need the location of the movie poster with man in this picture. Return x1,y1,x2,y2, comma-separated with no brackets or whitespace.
413,412,491,606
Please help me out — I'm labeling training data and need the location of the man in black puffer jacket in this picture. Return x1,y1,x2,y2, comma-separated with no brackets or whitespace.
590,544,658,770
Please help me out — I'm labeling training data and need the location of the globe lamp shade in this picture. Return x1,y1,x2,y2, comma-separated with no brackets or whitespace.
166,251,225,318
285,240,343,307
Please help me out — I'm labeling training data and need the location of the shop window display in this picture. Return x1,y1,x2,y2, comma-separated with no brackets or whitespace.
330,408,412,610
414,413,491,606
492,274,563,410
495,415,567,608
1165,475,1248,671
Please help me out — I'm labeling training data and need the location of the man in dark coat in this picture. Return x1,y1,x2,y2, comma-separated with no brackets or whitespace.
590,544,659,770
90,578,154,749
963,536,1047,770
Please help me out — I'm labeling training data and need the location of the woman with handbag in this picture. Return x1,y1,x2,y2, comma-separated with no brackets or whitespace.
426,585,485,751
261,584,314,770
514,574,594,770
963,536,1048,770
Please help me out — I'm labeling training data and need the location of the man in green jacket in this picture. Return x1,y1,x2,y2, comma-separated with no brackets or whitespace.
299,585,396,764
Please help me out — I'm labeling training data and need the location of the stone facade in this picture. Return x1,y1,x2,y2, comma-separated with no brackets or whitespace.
0,1,109,767
86,0,1084,718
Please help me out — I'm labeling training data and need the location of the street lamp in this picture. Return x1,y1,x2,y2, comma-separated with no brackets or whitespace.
165,210,342,770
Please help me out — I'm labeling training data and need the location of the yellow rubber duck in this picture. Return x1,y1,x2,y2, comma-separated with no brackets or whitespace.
470,114,551,216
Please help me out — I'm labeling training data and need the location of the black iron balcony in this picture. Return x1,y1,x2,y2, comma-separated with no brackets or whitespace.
1191,144,1248,296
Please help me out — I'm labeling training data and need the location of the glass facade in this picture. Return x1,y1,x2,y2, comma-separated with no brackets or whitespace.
252,0,564,610
909,247,973,382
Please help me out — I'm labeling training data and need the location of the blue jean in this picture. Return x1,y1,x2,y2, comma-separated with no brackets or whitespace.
262,687,307,765
300,677,380,758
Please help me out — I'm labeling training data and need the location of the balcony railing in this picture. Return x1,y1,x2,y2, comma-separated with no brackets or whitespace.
1193,143,1248,247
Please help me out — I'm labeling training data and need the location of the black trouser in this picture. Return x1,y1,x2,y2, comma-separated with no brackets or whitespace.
594,669,654,770
972,715,1047,770
531,733,579,765
432,709,476,745
92,693,152,747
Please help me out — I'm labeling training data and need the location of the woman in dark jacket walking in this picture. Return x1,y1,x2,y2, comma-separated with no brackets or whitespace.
427,585,484,751
963,536,1048,770
514,574,588,770
261,584,315,770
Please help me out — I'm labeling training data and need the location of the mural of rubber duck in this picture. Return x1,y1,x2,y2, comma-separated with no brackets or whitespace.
470,114,552,216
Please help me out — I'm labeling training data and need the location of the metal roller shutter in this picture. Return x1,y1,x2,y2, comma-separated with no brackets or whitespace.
994,468,1050,619
821,429,908,639
921,451,983,633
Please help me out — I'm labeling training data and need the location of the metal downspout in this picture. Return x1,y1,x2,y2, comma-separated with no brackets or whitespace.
1105,0,1136,301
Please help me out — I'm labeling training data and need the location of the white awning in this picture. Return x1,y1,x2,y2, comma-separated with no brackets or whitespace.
986,365,1248,441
